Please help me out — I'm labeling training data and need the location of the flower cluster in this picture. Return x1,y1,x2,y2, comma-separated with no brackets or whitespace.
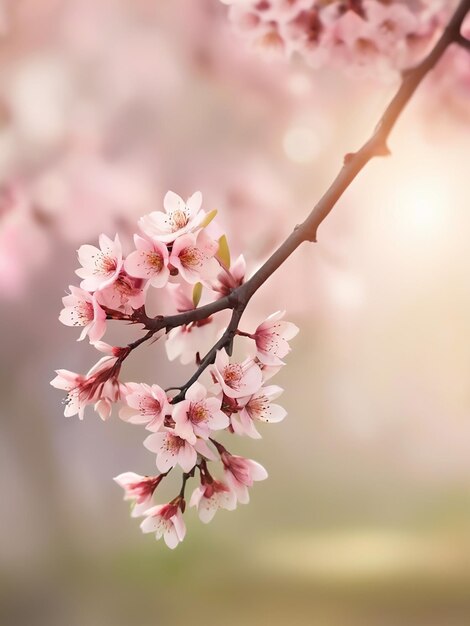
221,0,449,77
430,12,470,118
51,191,298,548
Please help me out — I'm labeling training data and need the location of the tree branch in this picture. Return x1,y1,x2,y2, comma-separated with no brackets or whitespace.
170,305,244,404
457,33,470,50
124,0,470,392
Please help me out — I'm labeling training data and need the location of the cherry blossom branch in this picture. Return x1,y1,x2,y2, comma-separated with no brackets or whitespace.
121,0,470,393
60,1,470,549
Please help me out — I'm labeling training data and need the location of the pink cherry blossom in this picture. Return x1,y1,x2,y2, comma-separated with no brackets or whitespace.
173,381,229,444
139,190,206,244
75,233,123,292
114,471,164,517
189,479,237,523
325,9,383,73
228,1,290,59
279,7,324,61
50,356,121,420
59,285,106,343
120,382,170,431
95,271,146,313
140,500,186,548
253,310,299,366
144,429,214,473
164,282,220,365
165,317,218,365
169,230,219,284
165,281,194,313
364,1,418,56
220,450,268,504
50,369,88,419
124,234,170,288
211,350,263,399
79,356,123,420
212,253,246,297
232,384,286,438
256,360,283,382
223,0,443,75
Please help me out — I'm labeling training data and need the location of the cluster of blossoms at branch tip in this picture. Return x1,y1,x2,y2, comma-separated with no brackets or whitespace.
221,0,450,77
51,191,299,548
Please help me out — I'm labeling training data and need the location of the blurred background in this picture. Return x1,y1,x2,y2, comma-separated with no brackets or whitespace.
1,1,470,625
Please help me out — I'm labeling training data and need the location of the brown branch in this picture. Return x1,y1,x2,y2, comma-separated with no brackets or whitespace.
123,0,470,391
170,305,244,404
456,33,470,50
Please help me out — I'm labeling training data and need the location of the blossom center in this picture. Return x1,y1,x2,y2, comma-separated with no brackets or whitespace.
94,253,117,276
188,401,209,424
246,394,268,418
223,364,243,389
180,246,202,269
129,477,158,501
114,273,138,297
147,251,163,272
139,396,162,416
356,38,378,54
170,209,189,231
166,434,185,452
381,19,396,35
72,300,94,326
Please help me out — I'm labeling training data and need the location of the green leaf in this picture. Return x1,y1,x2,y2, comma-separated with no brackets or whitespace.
199,209,218,229
192,282,203,308
217,234,231,269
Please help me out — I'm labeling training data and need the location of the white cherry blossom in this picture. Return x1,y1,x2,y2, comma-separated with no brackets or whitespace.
139,190,206,244
114,471,164,517
253,310,299,366
190,480,237,523
232,384,286,438
169,230,219,284
76,233,122,291
50,356,121,420
211,351,263,399
59,285,106,343
124,234,170,288
140,501,186,549
221,451,268,504
120,383,171,431
144,429,215,473
173,381,229,443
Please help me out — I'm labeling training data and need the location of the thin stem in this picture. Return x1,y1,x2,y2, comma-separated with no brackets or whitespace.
179,468,195,499
236,330,254,338
115,328,160,367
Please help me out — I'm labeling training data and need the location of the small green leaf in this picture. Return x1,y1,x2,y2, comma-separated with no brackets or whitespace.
192,282,203,308
217,234,231,269
200,209,218,229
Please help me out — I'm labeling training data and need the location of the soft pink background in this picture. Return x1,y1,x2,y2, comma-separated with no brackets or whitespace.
1,2,470,625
